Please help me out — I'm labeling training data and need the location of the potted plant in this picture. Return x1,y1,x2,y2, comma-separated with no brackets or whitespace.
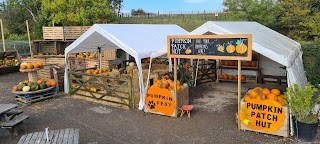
284,83,320,142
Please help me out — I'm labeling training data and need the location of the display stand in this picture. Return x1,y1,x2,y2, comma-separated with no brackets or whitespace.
194,59,216,84
20,68,41,83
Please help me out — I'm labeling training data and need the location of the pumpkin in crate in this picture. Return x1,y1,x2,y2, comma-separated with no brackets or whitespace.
37,79,44,85
271,89,281,96
235,62,238,67
218,74,223,79
50,80,57,87
228,75,234,80
22,86,30,92
261,88,270,96
223,74,228,80
245,61,251,67
229,61,235,66
250,61,257,67
46,80,52,87
17,85,22,91
86,70,91,74
234,75,238,80
224,61,229,66
252,53,258,61
219,61,225,66
240,75,246,81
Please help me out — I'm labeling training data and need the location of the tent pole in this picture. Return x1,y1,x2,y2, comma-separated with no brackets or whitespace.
194,59,200,87
126,53,129,65
0,19,5,51
174,58,177,117
98,47,102,69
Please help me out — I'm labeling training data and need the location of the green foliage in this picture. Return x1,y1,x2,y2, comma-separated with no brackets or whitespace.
301,41,320,86
284,83,320,123
7,34,28,41
278,0,320,41
223,0,279,26
41,0,121,26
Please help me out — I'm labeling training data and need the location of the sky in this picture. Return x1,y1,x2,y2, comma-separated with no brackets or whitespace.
122,0,224,13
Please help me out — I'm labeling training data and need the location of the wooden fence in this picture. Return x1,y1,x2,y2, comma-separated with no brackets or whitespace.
68,71,134,109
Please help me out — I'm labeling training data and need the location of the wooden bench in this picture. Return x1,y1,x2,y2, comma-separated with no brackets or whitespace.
6,109,23,120
1,115,29,135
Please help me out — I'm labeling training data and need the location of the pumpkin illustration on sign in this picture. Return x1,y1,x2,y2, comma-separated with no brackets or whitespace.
226,42,235,53
185,49,192,54
240,98,286,132
216,44,225,53
145,87,175,116
235,39,248,54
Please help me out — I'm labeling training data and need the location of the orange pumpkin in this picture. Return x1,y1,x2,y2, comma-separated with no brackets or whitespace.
271,89,281,96
219,61,225,66
241,75,246,81
46,80,51,87
86,70,91,74
20,65,27,70
261,88,270,96
218,74,223,79
228,75,234,80
250,61,257,67
244,95,251,102
252,53,258,61
224,61,229,66
27,64,34,69
249,90,258,98
50,80,57,87
223,74,228,80
36,79,43,84
234,75,238,81
235,62,238,66
229,61,235,66
267,93,277,100
34,63,40,68
13,86,18,91
245,61,251,67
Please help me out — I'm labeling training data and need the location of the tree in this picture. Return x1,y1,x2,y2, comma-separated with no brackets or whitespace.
41,0,122,26
277,0,320,41
223,0,279,26
131,8,146,16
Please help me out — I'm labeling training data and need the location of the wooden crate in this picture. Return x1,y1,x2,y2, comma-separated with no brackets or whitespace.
15,88,57,104
53,65,65,93
103,49,116,60
38,66,53,80
240,98,289,137
43,27,64,40
39,42,56,54
144,87,190,117
64,26,85,40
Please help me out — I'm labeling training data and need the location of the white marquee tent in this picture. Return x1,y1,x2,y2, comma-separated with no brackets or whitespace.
64,24,188,110
190,21,307,89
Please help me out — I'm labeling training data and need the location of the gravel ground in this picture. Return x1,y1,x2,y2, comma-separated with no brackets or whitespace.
0,72,319,144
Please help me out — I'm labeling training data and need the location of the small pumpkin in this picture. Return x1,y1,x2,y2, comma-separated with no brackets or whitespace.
252,53,258,61
13,86,18,91
241,75,246,81
22,86,31,92
34,63,40,68
46,80,52,87
223,74,228,80
17,85,22,91
250,61,257,67
244,95,251,102
228,75,234,80
226,44,236,53
267,93,277,100
219,61,225,66
271,89,280,96
218,74,223,79
39,82,46,89
261,88,270,96
224,61,229,66
245,62,251,67
229,61,235,66
37,79,43,85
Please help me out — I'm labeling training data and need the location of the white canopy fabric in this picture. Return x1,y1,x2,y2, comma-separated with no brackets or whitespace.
64,24,188,110
190,21,307,89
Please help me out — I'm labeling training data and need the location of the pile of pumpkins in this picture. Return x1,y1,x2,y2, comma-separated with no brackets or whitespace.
12,79,57,92
218,74,246,81
77,52,93,59
86,68,110,75
244,87,288,106
219,60,257,68
0,58,20,67
151,75,185,91
20,62,43,70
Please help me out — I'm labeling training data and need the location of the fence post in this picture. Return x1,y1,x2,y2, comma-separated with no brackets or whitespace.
13,43,16,50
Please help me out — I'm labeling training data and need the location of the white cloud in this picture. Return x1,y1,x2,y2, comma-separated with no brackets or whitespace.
184,0,209,3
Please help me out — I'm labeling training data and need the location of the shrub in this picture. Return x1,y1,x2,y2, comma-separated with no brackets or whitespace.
301,41,320,87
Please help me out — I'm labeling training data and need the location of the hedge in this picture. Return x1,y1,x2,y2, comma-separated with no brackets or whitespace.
301,41,320,87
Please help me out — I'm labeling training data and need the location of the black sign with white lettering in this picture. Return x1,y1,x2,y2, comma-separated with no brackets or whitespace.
167,35,252,60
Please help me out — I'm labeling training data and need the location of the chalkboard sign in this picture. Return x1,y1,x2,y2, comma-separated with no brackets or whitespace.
167,34,252,61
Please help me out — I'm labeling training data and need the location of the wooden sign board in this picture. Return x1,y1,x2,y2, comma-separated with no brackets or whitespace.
167,34,252,61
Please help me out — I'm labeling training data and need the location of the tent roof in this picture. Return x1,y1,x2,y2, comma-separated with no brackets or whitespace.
190,21,301,67
65,24,188,59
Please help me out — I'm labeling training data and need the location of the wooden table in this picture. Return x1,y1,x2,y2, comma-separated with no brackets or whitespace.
18,128,79,144
0,104,18,121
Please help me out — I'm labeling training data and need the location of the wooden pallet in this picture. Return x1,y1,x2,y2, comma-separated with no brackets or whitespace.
18,128,79,144
15,88,57,104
